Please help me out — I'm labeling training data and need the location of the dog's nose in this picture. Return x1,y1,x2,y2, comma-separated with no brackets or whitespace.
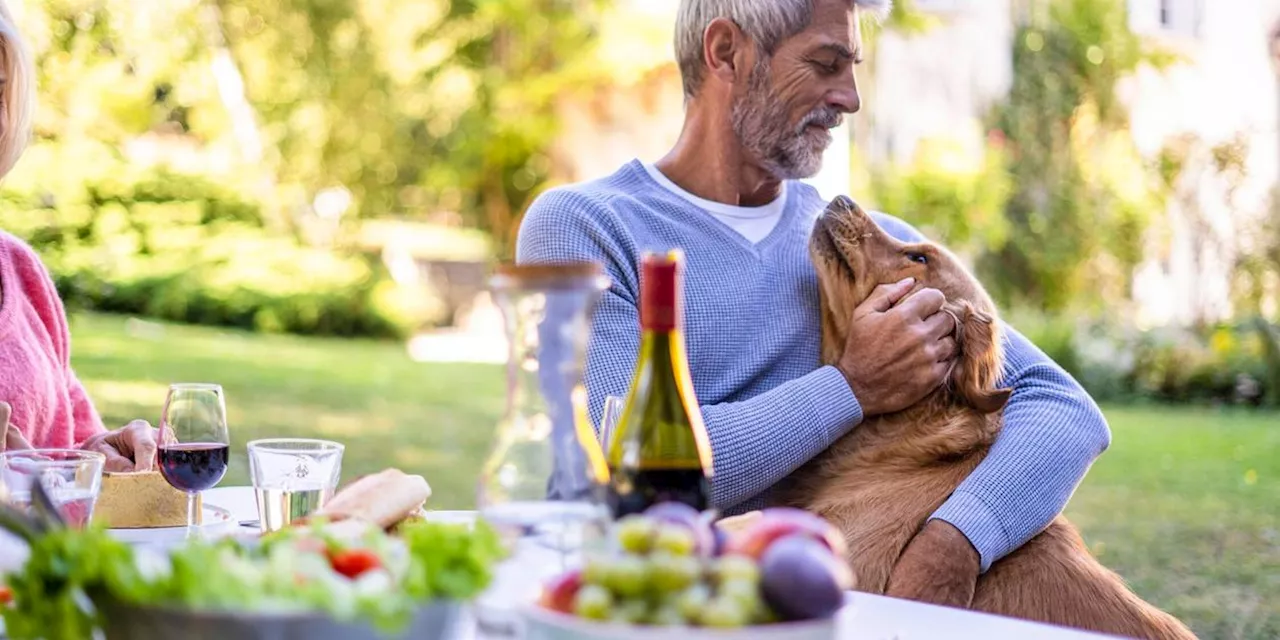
823,195,857,218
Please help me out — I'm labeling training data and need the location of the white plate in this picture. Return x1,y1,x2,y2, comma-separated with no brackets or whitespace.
107,503,237,544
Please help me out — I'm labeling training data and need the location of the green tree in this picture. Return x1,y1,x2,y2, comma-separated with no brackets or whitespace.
982,0,1173,312
211,0,608,255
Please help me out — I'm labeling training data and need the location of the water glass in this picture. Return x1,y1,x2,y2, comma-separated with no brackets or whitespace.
246,438,344,533
599,395,626,451
0,449,106,528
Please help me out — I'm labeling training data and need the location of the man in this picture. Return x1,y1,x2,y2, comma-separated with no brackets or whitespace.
516,0,1111,608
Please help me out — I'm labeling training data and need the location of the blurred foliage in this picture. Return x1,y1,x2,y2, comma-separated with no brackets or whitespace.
1,0,621,335
15,0,612,254
1011,311,1280,408
981,0,1175,312
0,150,443,338
214,0,609,254
1234,189,1280,319
868,136,1012,254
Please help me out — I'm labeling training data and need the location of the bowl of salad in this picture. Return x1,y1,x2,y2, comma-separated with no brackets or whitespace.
0,476,505,640
520,504,853,640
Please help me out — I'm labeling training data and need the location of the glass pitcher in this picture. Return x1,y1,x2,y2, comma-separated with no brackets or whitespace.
475,262,612,635
477,262,612,551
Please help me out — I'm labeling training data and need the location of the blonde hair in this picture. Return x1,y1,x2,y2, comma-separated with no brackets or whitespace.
0,0,32,178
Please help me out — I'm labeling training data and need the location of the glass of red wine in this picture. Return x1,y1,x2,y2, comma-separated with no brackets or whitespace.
158,383,230,538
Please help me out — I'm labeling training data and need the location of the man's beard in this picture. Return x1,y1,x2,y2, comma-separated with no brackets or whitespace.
731,62,843,180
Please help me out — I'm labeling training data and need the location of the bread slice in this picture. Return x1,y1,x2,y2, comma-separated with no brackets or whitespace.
314,468,432,530
93,471,201,528
716,511,762,536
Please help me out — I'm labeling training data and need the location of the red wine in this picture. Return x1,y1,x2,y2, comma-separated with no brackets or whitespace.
605,250,715,519
159,443,229,492
607,467,711,518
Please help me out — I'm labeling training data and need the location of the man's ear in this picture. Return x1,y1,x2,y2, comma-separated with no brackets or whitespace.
948,301,1012,414
703,17,751,87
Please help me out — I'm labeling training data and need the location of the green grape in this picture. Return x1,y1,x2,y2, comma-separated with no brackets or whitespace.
604,554,649,597
572,585,614,620
582,554,610,586
718,579,764,618
675,583,712,620
648,551,701,592
615,516,657,554
653,524,697,556
699,596,751,628
713,555,760,585
650,603,689,626
611,599,651,625
756,603,782,625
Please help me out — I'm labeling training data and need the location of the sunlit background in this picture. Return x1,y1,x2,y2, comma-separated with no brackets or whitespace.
0,0,1276,637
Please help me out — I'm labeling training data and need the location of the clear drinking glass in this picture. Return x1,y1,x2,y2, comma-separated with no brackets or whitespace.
157,383,230,538
246,438,344,533
599,395,626,451
0,450,106,528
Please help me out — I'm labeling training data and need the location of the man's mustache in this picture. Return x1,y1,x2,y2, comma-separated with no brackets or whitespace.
798,108,843,133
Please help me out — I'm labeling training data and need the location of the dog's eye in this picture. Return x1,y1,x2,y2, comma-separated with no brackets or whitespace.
906,252,928,265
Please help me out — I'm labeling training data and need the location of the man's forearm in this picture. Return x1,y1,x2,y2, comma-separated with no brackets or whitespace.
580,292,865,511
701,365,862,509
929,323,1111,571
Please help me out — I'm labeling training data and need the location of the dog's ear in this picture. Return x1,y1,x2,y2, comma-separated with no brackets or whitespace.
948,301,1012,414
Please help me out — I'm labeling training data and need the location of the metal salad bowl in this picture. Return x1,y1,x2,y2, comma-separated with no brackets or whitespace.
0,481,476,640
96,599,466,640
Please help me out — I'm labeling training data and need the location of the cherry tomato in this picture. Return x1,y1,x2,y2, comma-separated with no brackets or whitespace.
327,548,382,579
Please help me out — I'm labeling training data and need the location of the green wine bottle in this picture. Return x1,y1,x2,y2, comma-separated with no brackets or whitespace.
606,249,715,518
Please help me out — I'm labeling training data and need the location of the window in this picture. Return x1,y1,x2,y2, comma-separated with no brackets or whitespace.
1130,0,1201,39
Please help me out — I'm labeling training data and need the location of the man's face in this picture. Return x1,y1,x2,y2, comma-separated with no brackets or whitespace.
731,0,864,180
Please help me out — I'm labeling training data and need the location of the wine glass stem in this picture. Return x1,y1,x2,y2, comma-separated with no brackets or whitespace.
185,491,199,540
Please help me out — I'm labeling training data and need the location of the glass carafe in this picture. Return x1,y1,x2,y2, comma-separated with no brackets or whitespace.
475,262,612,632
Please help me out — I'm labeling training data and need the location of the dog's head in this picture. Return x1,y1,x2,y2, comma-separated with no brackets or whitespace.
811,196,1011,414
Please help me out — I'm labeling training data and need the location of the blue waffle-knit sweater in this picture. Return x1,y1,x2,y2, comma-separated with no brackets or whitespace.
515,159,1111,571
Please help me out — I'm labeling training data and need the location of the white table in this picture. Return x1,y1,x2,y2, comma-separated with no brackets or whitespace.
0,487,1116,639
187,487,1117,640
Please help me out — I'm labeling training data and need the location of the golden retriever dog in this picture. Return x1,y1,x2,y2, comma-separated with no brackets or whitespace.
778,196,1196,640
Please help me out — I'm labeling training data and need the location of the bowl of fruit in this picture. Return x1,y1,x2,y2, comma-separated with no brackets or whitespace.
523,504,854,639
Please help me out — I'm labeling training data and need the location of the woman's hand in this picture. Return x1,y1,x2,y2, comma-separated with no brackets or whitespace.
1,401,34,453
79,420,160,472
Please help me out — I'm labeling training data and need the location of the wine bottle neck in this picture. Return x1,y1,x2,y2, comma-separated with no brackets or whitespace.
640,256,680,332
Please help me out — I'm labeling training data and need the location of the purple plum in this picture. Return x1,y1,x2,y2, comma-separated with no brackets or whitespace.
759,534,853,621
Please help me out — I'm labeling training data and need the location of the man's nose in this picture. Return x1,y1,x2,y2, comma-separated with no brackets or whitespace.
828,73,861,114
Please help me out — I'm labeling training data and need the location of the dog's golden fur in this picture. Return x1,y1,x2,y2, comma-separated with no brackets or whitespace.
778,196,1196,640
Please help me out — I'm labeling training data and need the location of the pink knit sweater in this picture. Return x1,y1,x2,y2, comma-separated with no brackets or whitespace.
0,231,105,448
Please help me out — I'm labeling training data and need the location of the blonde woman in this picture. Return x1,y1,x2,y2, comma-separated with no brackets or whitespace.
0,1,158,470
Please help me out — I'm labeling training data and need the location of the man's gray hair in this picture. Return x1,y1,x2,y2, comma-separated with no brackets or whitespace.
675,0,892,98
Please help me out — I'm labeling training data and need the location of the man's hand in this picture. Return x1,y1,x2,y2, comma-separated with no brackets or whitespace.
836,278,958,417
79,420,160,472
885,519,981,608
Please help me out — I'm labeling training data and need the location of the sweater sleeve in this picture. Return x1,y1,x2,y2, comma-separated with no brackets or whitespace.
67,368,106,444
517,189,864,510
869,212,1112,571
4,234,107,442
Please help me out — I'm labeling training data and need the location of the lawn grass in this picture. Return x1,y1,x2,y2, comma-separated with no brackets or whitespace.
69,313,1278,639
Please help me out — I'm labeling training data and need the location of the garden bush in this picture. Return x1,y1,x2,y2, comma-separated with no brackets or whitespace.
0,166,442,339
1012,311,1279,408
